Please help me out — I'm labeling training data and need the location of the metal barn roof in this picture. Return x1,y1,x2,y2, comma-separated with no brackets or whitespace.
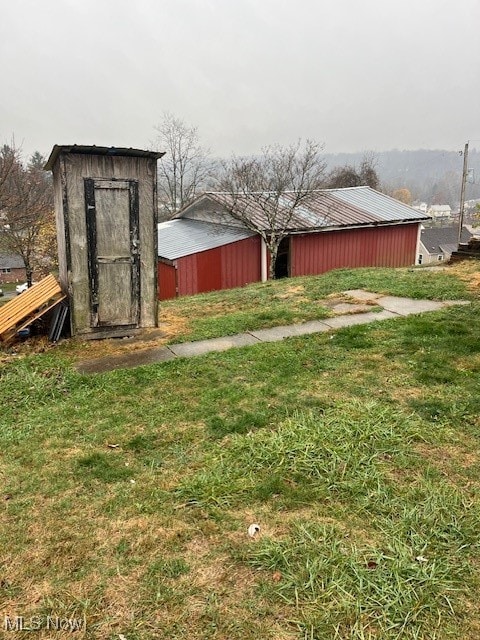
328,187,429,223
158,219,255,260
187,186,429,233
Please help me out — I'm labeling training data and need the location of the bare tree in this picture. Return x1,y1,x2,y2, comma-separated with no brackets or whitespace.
0,147,53,286
152,113,213,217
218,140,327,279
327,152,379,190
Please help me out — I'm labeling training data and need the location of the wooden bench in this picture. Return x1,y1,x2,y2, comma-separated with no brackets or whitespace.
0,274,67,344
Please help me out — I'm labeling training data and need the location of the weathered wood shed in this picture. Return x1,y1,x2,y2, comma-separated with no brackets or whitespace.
45,145,164,337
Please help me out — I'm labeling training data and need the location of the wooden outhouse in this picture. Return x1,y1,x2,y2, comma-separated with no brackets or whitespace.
45,145,164,337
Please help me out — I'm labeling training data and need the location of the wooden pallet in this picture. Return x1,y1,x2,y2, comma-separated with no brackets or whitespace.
0,274,67,344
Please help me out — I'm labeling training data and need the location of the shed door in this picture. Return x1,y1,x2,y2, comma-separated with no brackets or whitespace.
85,179,140,328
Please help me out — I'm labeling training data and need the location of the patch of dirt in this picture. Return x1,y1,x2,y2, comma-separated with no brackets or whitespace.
0,309,191,364
449,261,480,295
330,302,379,315
415,442,478,470
324,293,378,309
274,285,305,299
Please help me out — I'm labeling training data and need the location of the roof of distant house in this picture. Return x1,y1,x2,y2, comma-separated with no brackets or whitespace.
420,226,471,254
178,186,429,233
158,218,255,260
0,253,25,269
428,205,452,212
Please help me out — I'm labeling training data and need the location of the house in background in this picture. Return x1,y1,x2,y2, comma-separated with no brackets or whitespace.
157,186,429,300
0,253,26,283
412,202,428,214
417,226,472,264
428,204,452,221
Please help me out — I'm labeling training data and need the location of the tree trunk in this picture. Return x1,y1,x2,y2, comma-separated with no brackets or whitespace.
26,265,33,287
268,243,278,280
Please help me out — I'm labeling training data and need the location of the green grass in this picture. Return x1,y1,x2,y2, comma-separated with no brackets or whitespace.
1,263,480,638
160,265,472,342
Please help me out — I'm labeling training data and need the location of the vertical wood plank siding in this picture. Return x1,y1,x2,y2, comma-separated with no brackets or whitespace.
291,224,419,276
159,236,261,299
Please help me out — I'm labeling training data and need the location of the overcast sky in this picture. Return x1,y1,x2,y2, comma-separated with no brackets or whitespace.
1,0,479,161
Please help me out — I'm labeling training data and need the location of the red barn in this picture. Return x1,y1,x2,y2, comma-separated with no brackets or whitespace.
157,187,429,299
157,219,260,300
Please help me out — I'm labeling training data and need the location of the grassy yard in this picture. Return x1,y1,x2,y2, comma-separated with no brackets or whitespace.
158,264,474,344
1,262,480,639
0,282,17,307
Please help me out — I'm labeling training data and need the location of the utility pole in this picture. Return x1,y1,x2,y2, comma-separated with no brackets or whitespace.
457,142,469,246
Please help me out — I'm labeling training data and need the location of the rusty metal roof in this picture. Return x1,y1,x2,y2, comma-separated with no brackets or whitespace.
188,187,429,232
45,145,165,170
158,219,255,260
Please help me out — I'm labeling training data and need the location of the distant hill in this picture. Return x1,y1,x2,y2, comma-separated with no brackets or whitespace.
324,149,480,207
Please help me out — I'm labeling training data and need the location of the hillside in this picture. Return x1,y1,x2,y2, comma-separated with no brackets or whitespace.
324,149,480,206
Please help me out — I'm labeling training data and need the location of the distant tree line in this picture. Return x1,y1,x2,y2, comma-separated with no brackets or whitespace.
324,149,480,207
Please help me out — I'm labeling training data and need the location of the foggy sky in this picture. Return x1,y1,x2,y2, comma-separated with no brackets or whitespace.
1,0,479,161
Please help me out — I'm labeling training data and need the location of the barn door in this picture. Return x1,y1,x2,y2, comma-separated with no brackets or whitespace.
85,178,140,328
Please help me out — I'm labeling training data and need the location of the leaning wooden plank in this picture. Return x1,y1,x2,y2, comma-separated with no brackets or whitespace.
0,275,61,329
0,275,67,343
0,293,67,343
0,276,61,328
9,298,67,338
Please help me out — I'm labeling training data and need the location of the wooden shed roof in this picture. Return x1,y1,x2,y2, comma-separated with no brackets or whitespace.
45,145,165,170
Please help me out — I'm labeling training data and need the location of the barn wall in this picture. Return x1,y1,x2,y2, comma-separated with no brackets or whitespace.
158,260,177,300
54,153,158,334
291,223,420,276
163,235,261,299
176,254,198,296
221,235,261,288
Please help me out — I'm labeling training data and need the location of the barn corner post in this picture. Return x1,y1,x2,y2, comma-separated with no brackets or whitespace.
45,145,164,339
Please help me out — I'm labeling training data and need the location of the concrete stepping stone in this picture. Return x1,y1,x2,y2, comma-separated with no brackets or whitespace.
249,320,330,343
168,333,260,357
377,296,444,316
77,346,176,374
322,309,397,328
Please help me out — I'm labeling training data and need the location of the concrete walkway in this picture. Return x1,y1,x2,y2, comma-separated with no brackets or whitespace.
76,290,469,374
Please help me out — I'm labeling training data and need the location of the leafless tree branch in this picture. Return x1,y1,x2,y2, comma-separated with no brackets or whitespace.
217,140,326,278
152,113,214,217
